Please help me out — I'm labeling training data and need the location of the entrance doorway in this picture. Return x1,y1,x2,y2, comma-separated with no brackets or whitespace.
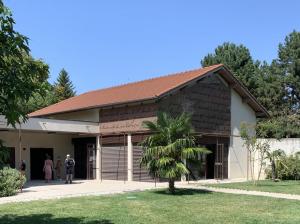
87,144,96,179
30,148,53,180
196,136,229,180
73,137,96,179
205,144,215,179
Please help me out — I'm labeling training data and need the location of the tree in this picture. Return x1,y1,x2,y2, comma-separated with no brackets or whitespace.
0,1,49,125
200,40,300,138
0,0,49,167
240,122,271,185
201,42,259,93
273,31,300,115
25,82,56,113
140,112,210,193
53,69,76,102
254,62,285,116
257,31,300,138
265,149,286,181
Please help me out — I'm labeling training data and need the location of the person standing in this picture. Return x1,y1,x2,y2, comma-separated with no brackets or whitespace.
19,160,26,192
65,154,75,184
55,156,62,180
43,154,53,183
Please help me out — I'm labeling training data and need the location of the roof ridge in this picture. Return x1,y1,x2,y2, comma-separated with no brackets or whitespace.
79,64,223,96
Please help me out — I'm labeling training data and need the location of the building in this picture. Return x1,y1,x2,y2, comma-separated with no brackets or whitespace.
0,64,268,181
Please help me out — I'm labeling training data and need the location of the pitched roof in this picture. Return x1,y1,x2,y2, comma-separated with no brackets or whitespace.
29,64,269,117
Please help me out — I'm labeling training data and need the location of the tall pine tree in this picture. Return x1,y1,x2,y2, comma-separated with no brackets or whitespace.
201,42,259,93
53,69,76,102
273,30,300,115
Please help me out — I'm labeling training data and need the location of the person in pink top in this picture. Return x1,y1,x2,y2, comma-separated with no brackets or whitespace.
43,154,53,183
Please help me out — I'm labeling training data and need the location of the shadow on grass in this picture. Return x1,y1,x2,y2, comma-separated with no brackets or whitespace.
0,214,113,224
153,188,212,196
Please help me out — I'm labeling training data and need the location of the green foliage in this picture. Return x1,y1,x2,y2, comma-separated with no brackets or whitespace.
0,1,49,126
275,31,300,113
254,62,286,116
0,167,26,197
265,149,286,180
25,82,56,113
240,122,271,184
140,112,210,193
266,152,300,180
201,32,300,138
53,69,76,103
257,115,300,138
201,42,259,93
258,31,300,137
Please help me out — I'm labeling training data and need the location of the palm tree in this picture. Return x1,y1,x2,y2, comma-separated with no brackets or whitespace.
140,112,210,193
265,149,286,181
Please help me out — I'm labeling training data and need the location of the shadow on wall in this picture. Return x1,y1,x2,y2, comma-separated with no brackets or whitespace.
0,214,113,224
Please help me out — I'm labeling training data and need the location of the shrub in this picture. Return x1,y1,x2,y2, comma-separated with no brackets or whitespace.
266,152,300,180
0,167,26,197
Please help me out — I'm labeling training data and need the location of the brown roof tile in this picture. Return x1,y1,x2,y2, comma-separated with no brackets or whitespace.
29,64,223,117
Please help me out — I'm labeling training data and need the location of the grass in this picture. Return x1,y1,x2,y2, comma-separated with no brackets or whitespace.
205,180,300,195
0,189,300,224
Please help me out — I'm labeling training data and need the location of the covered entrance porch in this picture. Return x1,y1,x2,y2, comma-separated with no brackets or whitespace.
0,116,99,181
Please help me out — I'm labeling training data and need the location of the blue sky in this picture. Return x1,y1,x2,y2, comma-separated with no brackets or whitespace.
4,0,300,94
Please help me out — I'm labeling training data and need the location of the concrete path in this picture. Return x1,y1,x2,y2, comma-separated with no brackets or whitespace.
0,180,167,204
177,183,300,201
1,179,299,204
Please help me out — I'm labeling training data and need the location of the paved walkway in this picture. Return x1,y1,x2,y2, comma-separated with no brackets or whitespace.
1,179,299,204
0,180,167,204
178,184,300,201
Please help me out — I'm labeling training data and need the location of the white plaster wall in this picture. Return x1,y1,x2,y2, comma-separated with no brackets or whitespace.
229,89,256,179
259,138,300,155
0,131,74,180
48,109,99,122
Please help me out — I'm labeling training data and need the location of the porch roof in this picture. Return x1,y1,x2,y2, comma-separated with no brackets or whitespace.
0,116,99,134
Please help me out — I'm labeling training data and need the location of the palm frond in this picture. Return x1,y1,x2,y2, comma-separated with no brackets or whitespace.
181,147,210,159
142,120,158,132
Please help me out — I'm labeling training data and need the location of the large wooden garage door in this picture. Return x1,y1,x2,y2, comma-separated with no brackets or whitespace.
133,146,153,182
101,146,127,181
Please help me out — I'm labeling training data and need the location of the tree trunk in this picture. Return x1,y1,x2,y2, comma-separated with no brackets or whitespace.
168,179,175,194
271,160,276,181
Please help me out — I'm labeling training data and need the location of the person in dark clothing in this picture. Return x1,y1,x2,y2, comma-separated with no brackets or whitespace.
65,154,75,184
19,160,26,192
20,160,26,174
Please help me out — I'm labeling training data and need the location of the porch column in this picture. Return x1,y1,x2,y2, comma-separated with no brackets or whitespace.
96,135,101,181
127,133,133,181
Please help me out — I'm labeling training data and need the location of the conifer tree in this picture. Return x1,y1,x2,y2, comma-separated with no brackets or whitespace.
53,69,76,102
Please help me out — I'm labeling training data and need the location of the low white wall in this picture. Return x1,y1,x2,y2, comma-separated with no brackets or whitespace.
0,131,74,180
259,138,300,155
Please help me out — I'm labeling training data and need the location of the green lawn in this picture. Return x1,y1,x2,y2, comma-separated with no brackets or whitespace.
0,189,300,224
205,180,300,195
